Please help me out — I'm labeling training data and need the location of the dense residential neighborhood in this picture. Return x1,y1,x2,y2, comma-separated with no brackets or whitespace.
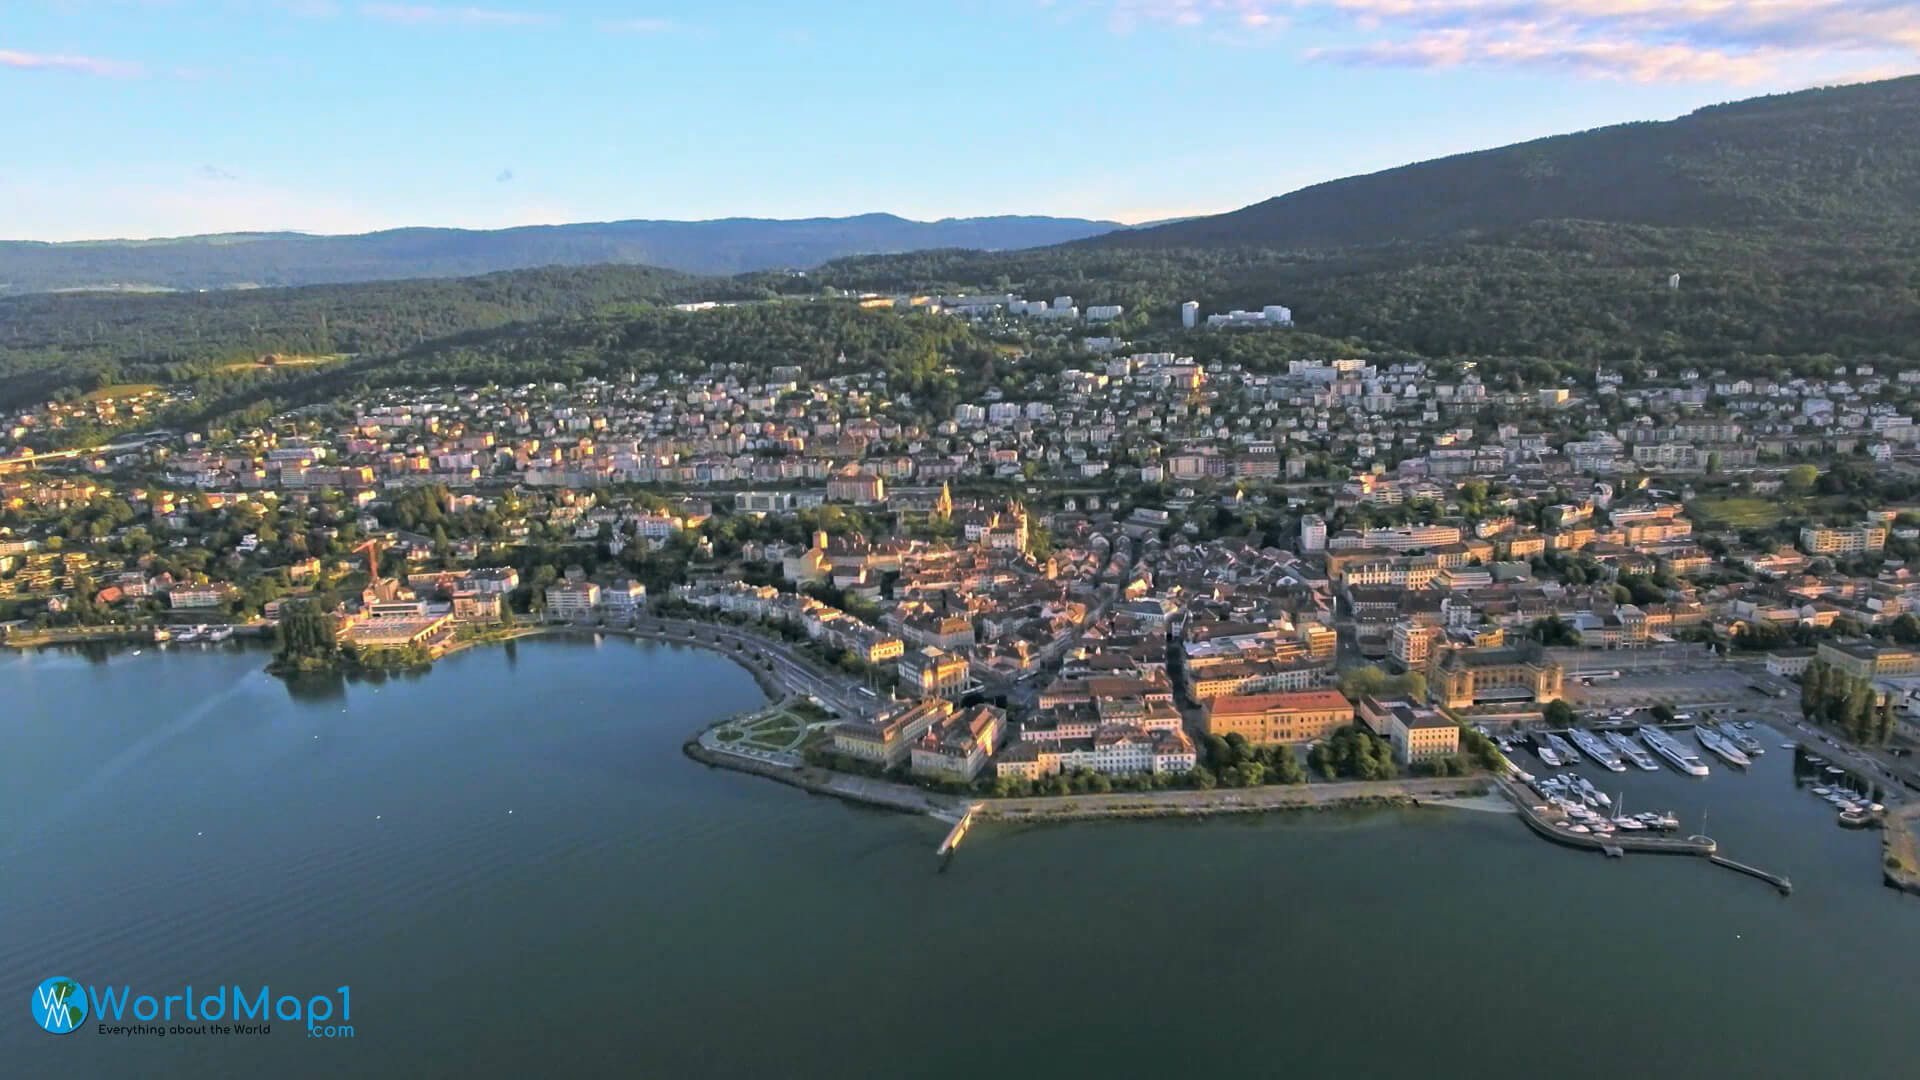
7,309,1920,792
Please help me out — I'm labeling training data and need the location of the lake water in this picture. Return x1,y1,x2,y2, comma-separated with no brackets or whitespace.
4,636,1916,1078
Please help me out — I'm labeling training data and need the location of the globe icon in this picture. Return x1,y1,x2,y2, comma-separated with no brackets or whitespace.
32,977,87,1034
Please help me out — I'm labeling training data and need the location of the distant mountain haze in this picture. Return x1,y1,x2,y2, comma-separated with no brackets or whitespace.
0,213,1128,295
1075,75,1920,252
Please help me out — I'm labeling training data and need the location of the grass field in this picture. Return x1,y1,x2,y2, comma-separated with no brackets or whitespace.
217,353,346,373
1688,496,1784,529
716,707,808,751
81,383,161,401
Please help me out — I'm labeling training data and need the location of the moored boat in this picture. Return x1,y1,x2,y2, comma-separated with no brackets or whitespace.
1640,727,1709,777
1544,732,1582,765
1607,731,1660,771
1695,726,1751,768
1570,728,1627,772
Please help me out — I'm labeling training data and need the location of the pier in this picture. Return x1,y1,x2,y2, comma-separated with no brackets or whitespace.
1709,855,1793,895
936,804,981,856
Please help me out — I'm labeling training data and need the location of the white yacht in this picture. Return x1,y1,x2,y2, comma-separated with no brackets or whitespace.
1640,726,1710,777
1607,731,1660,771
1695,726,1752,768
1544,732,1582,765
1569,729,1626,772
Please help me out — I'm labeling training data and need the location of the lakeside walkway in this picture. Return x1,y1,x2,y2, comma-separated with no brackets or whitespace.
979,776,1490,821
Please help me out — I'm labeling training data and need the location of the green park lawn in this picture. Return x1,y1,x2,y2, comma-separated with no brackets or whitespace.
1688,496,1783,529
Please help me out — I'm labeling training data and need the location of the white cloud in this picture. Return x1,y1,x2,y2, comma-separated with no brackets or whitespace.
1070,0,1920,84
0,47,142,77
1306,27,1788,84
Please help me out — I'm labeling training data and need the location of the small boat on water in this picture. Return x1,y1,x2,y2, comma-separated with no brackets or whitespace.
1838,809,1873,829
1569,775,1612,809
207,626,235,642
1780,742,1797,750
1535,743,1566,768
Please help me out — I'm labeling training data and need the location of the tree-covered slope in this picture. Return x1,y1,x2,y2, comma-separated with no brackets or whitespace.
0,263,731,410
0,213,1126,294
1078,76,1920,252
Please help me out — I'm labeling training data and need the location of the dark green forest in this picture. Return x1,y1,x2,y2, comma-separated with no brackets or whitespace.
1082,76,1920,251
798,223,1920,374
0,264,738,411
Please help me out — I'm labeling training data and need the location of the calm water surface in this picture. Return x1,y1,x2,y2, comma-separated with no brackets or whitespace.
3,637,1915,1078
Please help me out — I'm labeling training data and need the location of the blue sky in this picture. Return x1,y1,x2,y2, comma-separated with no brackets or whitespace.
5,0,1916,240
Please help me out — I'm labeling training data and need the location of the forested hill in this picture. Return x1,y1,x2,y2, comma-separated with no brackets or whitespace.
0,213,1125,295
0,263,734,410
1076,75,1920,252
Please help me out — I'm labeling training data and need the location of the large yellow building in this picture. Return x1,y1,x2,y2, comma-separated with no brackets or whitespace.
1816,640,1920,679
831,699,956,766
1205,690,1354,745
1427,645,1564,709
898,646,971,700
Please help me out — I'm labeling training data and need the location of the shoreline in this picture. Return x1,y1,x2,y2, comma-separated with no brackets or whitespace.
1887,804,1920,896
686,735,1498,824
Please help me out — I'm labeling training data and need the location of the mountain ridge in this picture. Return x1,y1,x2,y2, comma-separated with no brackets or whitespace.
0,213,1129,294
1072,75,1920,253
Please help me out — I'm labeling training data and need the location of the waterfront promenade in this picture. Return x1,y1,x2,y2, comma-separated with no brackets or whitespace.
980,776,1490,821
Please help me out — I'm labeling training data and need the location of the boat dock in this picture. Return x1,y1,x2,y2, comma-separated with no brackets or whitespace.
936,803,981,856
1497,777,1715,856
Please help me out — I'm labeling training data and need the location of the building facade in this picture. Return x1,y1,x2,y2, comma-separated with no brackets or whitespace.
1205,689,1353,746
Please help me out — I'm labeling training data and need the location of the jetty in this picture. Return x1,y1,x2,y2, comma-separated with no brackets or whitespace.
936,804,982,856
1710,854,1793,895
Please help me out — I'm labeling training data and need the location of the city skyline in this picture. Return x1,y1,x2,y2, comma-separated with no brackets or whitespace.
6,0,1918,241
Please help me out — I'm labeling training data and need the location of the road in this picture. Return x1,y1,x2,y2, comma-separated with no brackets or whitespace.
633,615,877,720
